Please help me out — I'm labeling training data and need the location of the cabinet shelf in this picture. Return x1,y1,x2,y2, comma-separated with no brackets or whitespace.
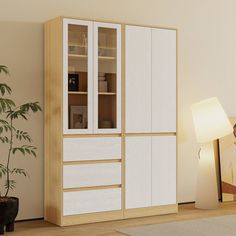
68,54,116,61
98,92,116,96
68,91,88,95
69,43,115,50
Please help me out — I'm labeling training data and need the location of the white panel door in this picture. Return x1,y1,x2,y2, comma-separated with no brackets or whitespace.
63,163,121,188
152,136,176,206
63,137,121,161
126,136,151,209
63,188,121,215
151,28,176,132
125,25,152,133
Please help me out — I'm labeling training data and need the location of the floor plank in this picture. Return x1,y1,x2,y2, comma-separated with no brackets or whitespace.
4,202,236,236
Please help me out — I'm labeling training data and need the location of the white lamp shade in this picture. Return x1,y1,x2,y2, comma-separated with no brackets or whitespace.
191,97,232,143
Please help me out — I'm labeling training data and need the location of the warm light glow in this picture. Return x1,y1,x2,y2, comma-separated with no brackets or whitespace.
191,97,232,143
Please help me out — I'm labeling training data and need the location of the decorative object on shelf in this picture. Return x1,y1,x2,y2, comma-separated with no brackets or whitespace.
191,97,232,209
219,117,236,202
98,32,106,56
98,72,108,92
70,105,87,129
82,34,88,55
68,74,79,91
0,65,42,235
100,120,113,129
98,80,108,92
68,45,77,54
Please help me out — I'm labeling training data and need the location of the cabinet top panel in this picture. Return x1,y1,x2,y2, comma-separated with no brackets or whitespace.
45,16,177,31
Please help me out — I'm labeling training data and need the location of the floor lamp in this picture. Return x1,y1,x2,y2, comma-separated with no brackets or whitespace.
191,97,232,209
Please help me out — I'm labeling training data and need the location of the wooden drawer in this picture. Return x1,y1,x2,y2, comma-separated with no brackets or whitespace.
63,163,121,188
63,188,121,216
63,137,121,161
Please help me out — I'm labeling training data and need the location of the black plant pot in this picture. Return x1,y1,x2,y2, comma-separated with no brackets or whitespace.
0,197,19,235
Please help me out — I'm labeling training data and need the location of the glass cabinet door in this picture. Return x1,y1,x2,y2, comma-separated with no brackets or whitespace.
63,19,93,134
94,22,121,133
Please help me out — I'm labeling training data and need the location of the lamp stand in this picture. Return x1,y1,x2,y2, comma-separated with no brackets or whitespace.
195,142,219,209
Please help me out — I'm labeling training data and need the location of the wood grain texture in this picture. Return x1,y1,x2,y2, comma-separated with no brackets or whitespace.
44,17,63,225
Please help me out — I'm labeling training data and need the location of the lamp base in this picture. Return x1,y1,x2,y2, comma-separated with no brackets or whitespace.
195,142,219,209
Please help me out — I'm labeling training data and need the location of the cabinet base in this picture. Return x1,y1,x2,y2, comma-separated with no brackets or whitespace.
48,204,178,226
124,204,178,219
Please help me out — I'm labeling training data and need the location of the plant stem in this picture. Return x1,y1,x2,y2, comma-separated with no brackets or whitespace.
5,117,13,197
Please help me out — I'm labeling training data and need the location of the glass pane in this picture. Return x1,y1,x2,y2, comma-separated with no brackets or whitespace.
97,27,117,129
68,24,88,130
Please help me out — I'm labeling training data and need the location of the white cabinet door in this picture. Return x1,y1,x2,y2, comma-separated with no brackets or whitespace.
152,136,176,206
151,28,176,132
63,18,93,134
125,25,152,133
63,188,121,215
93,22,121,134
125,136,151,209
63,163,121,188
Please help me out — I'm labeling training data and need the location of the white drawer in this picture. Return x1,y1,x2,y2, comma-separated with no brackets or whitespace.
63,137,121,161
63,188,121,216
63,163,121,188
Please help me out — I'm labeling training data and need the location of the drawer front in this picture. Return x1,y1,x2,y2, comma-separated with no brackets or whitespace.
63,163,121,188
63,137,121,161
63,188,121,216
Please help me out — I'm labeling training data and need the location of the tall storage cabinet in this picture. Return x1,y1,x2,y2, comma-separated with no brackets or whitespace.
45,17,122,226
45,17,177,226
125,25,177,218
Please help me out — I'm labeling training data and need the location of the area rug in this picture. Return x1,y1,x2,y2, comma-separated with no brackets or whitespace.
117,214,236,236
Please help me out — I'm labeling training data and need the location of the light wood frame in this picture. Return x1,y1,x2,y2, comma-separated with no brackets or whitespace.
44,16,178,226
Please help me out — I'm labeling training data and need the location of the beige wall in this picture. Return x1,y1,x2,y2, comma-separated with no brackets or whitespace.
0,22,44,220
1,0,236,219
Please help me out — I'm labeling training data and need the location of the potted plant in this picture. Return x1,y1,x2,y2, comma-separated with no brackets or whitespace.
0,65,42,235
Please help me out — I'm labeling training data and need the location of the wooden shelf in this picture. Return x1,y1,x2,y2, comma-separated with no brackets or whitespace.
68,54,116,61
99,56,116,61
68,91,88,95
99,46,116,50
68,54,87,59
98,92,116,96
69,43,87,48
69,44,115,50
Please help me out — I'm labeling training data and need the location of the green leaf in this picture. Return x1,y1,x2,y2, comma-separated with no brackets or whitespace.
15,130,32,143
0,65,9,75
0,98,15,113
7,102,42,120
11,168,28,177
0,136,9,143
4,180,16,190
0,83,11,96
0,164,8,178
12,145,37,157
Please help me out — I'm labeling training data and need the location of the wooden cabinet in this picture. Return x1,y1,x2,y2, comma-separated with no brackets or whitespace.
45,17,177,226
63,19,121,134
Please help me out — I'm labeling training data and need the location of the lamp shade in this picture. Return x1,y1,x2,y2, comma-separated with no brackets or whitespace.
191,97,232,143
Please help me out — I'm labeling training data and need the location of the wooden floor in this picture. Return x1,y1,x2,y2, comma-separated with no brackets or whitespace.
6,202,236,236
